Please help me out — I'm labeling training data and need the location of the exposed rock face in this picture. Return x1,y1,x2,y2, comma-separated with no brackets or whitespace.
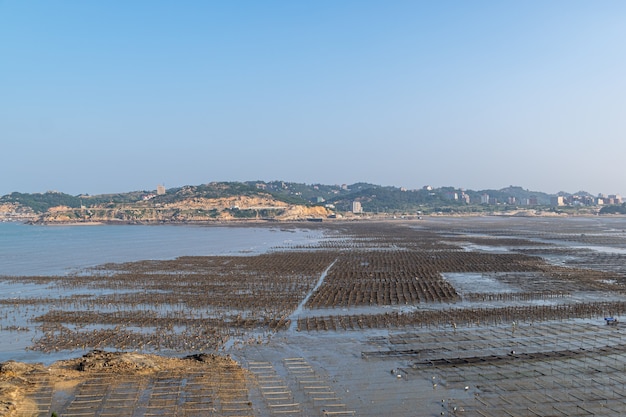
0,203,36,221
280,205,329,220
163,196,289,211
36,196,330,224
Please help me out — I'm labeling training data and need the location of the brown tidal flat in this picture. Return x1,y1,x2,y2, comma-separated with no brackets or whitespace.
4,217,626,416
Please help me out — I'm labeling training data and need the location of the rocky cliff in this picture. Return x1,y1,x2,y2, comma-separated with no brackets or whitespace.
35,196,330,224
0,203,37,221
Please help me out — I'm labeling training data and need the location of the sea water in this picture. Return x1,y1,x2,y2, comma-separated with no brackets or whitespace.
0,222,324,276
0,222,325,363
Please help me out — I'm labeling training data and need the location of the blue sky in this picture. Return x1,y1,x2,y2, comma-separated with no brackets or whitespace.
1,1,625,196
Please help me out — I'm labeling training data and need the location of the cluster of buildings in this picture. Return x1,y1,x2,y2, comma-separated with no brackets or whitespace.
550,194,622,207
447,192,622,207
139,182,622,214
429,185,622,208
142,184,167,201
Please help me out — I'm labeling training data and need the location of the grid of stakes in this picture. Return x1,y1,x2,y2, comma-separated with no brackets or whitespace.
4,220,626,417
386,322,626,416
17,353,252,417
8,252,336,352
0,221,624,354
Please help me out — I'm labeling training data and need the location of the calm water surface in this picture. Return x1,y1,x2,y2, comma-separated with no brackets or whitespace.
0,222,323,276
0,222,325,363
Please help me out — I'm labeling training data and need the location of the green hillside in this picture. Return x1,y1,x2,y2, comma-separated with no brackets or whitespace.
0,181,607,216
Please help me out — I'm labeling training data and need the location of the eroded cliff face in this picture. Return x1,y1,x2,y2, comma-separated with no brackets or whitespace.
36,196,330,223
162,195,289,210
0,203,36,221
279,205,330,220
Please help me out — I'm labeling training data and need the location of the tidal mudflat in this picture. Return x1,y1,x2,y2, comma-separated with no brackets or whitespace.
3,217,626,416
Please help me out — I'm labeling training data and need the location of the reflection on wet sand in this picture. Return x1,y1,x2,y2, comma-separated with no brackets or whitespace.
3,217,626,415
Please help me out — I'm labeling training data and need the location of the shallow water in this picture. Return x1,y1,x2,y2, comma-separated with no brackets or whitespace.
0,223,325,363
442,272,519,294
0,222,323,276
4,217,626,366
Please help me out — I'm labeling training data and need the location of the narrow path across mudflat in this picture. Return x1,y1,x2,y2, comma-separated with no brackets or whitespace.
288,259,337,332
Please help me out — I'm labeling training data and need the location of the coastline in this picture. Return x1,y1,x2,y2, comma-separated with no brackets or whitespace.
26,212,615,226
4,205,621,227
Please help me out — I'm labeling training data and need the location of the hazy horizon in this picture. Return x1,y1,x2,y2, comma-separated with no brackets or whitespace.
0,179,615,199
2,1,625,197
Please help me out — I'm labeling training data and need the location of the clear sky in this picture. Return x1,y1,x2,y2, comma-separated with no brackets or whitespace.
1,1,625,196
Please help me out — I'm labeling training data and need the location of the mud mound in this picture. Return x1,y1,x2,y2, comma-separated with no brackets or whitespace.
74,349,158,373
183,352,223,363
0,350,245,417
0,361,45,417
0,361,44,379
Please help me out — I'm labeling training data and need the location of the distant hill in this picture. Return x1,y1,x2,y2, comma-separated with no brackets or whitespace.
0,181,615,223
0,191,82,213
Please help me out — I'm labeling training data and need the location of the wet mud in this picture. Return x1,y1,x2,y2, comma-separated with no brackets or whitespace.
3,217,626,416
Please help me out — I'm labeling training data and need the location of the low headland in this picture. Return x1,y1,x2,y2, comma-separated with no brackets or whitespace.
1,181,623,225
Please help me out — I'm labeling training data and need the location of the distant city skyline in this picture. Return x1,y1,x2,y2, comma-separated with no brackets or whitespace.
1,1,625,197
